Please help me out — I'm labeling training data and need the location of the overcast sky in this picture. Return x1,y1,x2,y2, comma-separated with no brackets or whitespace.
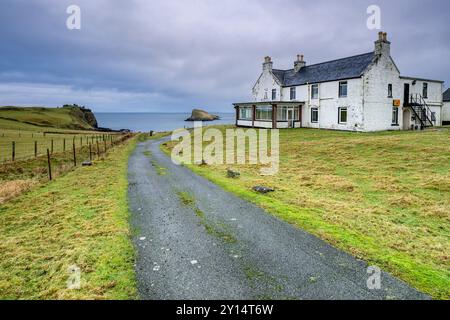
0,0,449,112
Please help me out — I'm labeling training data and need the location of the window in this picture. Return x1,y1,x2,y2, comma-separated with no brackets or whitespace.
255,106,272,121
339,81,348,98
388,84,393,98
392,107,399,125
272,89,277,101
277,107,287,121
338,107,348,124
290,87,296,100
311,108,319,123
294,107,299,121
311,84,319,99
423,83,428,98
239,107,252,120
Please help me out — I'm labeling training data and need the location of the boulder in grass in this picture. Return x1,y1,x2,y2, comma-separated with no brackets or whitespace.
252,186,274,194
82,160,93,166
227,169,240,179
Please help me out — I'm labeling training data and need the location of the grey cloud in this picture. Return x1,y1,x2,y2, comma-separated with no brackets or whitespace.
0,0,448,112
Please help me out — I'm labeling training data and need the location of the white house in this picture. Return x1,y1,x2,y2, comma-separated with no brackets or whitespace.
443,88,450,125
233,32,444,132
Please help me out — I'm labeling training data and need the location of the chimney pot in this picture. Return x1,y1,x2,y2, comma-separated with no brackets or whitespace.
294,54,306,72
263,56,273,72
375,31,391,56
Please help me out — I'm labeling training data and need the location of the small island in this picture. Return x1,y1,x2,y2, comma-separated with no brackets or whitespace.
185,109,220,122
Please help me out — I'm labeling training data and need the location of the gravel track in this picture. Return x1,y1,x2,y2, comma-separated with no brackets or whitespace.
127,137,428,300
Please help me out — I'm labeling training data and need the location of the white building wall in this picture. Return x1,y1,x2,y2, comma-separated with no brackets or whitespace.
252,71,281,102
401,78,443,126
443,102,450,124
362,54,403,132
403,79,443,105
286,79,364,131
253,121,273,128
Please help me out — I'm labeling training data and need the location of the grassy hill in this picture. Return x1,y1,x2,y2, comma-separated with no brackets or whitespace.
0,106,98,131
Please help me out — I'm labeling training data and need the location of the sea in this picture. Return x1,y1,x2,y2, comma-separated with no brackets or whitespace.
95,112,235,132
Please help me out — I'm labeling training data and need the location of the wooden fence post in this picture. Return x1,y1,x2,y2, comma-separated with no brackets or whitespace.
47,149,52,181
96,141,100,159
89,143,92,161
104,140,107,153
51,139,54,154
73,141,77,166
35,141,37,158
63,138,66,152
12,141,15,162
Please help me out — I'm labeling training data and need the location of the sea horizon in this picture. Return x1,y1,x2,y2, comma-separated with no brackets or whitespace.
95,112,235,132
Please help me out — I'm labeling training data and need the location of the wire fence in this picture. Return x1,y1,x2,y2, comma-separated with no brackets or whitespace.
0,132,134,184
0,132,122,163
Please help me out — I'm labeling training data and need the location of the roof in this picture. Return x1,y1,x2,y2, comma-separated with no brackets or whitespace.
272,52,375,87
444,88,450,102
233,101,305,106
400,76,444,83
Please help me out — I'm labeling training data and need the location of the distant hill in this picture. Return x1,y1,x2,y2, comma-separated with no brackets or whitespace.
0,106,99,131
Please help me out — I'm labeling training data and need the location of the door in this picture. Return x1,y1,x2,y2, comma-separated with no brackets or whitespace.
403,84,410,106
287,109,294,128
403,108,411,130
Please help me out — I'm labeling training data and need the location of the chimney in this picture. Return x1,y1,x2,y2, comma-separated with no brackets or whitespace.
263,56,273,72
294,54,306,72
375,31,391,57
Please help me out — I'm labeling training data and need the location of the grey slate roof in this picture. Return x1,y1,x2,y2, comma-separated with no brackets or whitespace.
272,52,375,87
444,88,450,101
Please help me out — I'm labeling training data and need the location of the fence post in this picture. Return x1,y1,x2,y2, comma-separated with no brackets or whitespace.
51,139,54,154
12,141,15,162
104,139,107,153
47,149,52,181
35,141,37,158
89,143,92,161
80,136,82,146
73,141,77,166
97,141,100,159
63,138,66,152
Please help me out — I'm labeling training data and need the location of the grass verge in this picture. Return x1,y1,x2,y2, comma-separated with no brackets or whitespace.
0,136,139,299
162,126,450,299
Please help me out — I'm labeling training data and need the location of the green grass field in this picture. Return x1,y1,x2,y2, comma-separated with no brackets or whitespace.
0,136,140,299
163,126,450,299
0,106,115,162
